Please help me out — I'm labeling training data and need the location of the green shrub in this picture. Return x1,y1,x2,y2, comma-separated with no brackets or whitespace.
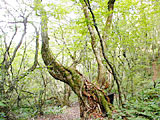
113,84,160,120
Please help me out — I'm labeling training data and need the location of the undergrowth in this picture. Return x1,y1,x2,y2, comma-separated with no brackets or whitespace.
113,83,160,120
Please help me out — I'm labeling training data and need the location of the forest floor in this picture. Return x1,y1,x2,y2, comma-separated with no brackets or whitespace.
33,102,80,120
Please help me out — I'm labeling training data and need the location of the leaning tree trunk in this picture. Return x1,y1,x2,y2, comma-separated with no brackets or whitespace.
35,0,114,119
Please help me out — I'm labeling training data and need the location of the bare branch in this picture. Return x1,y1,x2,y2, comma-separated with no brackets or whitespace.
18,23,39,79
7,16,28,69
17,41,27,75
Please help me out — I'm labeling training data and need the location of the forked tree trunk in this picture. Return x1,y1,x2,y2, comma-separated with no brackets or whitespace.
36,0,113,119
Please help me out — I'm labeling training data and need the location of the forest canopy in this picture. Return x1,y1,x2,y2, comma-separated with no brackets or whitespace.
0,0,160,120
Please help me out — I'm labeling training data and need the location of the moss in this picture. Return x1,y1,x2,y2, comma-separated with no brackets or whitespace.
98,91,112,118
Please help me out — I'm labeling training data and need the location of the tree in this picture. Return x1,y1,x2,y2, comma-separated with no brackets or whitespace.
0,0,39,118
37,0,120,119
1,0,160,119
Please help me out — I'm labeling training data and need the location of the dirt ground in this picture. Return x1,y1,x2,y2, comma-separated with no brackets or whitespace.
31,103,80,120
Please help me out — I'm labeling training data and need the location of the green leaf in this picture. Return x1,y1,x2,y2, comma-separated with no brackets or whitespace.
0,102,6,107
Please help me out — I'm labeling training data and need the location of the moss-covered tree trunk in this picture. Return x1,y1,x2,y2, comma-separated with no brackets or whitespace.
78,80,113,119
36,0,115,119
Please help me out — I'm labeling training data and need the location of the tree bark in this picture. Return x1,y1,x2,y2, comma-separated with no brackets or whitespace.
38,1,113,118
81,0,108,88
83,0,122,106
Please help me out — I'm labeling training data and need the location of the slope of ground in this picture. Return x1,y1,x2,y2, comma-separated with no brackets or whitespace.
32,102,80,120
